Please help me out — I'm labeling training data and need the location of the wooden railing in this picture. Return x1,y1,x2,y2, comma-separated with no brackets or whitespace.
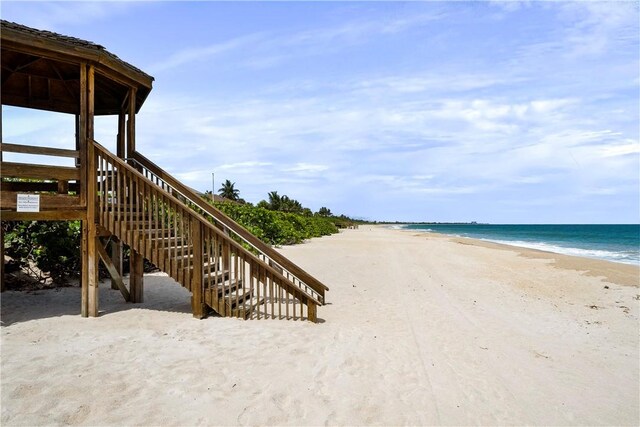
93,140,320,321
129,150,329,305
0,142,83,214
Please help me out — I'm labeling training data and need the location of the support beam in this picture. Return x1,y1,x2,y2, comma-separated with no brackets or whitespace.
191,219,205,319
308,302,317,323
117,111,125,159
86,64,98,317
129,249,144,303
81,220,88,317
1,222,5,293
96,238,130,302
79,65,89,317
110,237,123,290
126,87,136,159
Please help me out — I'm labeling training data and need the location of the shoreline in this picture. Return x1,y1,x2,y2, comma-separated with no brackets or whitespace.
2,226,639,425
390,223,639,264
392,227,639,287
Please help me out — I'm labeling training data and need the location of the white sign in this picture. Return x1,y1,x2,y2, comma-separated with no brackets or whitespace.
17,194,40,212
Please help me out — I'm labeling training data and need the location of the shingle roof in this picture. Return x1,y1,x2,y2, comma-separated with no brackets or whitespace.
1,19,154,83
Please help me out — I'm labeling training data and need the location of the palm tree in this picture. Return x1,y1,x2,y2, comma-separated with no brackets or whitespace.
267,191,281,210
317,206,332,217
218,179,239,201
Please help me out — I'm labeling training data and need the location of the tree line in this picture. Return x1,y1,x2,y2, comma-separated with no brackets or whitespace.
207,179,334,218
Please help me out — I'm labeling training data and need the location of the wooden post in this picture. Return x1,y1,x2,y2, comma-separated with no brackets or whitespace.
129,249,143,303
80,64,89,317
96,239,130,302
110,237,123,290
191,219,205,319
117,111,125,159
307,302,317,323
57,180,69,194
86,64,99,317
126,87,137,159
0,222,5,293
81,219,89,317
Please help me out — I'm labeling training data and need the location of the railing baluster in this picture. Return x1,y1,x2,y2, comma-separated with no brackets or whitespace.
89,141,321,322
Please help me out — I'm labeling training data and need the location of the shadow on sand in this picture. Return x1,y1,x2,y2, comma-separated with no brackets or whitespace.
1,275,193,327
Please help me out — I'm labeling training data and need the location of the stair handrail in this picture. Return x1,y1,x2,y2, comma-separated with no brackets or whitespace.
128,150,329,304
113,147,328,303
92,140,323,307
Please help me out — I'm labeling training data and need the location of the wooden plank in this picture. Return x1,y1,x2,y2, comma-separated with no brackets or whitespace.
0,192,80,210
79,65,87,207
0,210,86,221
0,181,79,193
0,93,79,115
131,150,329,298
129,249,143,303
191,218,204,319
96,238,130,302
0,162,81,180
81,220,89,317
126,87,136,158
1,36,153,91
0,142,79,158
308,302,317,323
1,223,5,293
110,237,123,291
86,64,99,318
57,180,69,194
117,111,125,158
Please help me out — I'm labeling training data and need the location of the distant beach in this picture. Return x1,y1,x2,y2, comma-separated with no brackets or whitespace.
401,223,640,265
2,226,638,426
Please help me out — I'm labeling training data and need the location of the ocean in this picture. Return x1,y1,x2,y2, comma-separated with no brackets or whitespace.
400,224,640,265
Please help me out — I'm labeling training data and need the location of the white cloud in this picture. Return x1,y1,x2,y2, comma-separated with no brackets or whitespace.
1,1,139,31
147,33,265,73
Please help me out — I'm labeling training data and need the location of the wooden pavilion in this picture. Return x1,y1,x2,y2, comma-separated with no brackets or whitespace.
1,20,327,322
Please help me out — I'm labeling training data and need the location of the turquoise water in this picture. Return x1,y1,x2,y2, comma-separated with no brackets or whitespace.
401,224,640,265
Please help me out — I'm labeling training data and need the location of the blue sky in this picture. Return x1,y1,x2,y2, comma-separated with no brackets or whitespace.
2,1,639,223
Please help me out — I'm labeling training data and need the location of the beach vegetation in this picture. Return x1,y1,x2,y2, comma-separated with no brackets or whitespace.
218,179,240,201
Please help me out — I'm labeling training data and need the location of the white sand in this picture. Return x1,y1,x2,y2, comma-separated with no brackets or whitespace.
1,226,638,426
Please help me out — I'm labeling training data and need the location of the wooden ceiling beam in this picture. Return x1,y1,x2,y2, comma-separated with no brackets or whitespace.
48,60,77,102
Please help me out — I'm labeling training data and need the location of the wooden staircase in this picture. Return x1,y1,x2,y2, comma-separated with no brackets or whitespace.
92,140,327,322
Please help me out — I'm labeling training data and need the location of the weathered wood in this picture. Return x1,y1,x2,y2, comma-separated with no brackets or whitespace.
110,237,123,291
0,162,81,181
132,150,329,300
1,32,153,103
126,87,136,158
79,65,87,207
0,180,80,194
0,210,86,221
191,218,205,319
81,220,89,317
96,237,130,302
1,223,5,293
0,142,79,158
57,180,69,194
0,93,80,115
86,64,99,318
0,192,80,210
129,249,143,303
117,111,125,159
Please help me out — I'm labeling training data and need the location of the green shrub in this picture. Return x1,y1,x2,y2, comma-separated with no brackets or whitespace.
212,202,338,246
3,221,82,282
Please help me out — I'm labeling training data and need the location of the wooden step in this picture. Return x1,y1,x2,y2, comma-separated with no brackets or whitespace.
225,287,253,310
231,295,265,319
202,269,231,287
140,228,174,237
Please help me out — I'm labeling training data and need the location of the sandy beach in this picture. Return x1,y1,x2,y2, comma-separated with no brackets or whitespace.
1,226,638,426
